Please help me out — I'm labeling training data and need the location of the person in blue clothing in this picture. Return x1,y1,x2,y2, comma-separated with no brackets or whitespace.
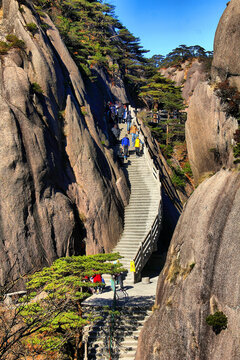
121,134,130,160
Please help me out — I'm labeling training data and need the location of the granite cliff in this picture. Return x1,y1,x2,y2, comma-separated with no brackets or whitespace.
186,0,239,184
136,170,240,360
136,1,240,359
0,0,129,286
161,59,207,106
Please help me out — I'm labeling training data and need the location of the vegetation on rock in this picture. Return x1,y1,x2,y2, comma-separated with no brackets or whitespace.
139,73,185,116
149,44,213,69
0,35,25,55
6,34,26,49
206,311,228,334
0,253,125,359
22,0,148,84
30,82,44,95
25,22,39,35
214,80,240,163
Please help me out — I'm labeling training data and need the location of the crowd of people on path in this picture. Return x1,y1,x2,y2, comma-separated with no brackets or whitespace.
83,273,105,294
106,100,144,160
83,271,125,295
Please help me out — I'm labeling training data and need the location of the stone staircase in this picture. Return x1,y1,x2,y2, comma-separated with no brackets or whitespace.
104,123,161,285
83,119,161,359
114,154,161,283
83,305,152,360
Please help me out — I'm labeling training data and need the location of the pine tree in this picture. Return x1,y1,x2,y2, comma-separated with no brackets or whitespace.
2,253,125,359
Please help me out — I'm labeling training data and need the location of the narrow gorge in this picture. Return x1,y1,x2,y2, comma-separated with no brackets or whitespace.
0,0,239,359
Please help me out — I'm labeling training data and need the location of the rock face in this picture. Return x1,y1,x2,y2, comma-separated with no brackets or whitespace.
161,59,206,105
212,0,240,89
185,0,239,184
0,0,129,286
136,170,240,360
186,82,238,183
136,3,240,359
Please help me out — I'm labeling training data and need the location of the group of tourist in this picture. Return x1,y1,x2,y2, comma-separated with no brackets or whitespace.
121,126,143,160
106,101,128,124
106,100,144,160
83,274,105,294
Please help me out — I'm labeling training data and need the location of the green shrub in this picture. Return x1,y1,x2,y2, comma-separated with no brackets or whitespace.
183,161,193,177
233,143,240,158
40,23,50,31
26,22,38,35
31,82,43,95
171,167,186,189
0,41,10,55
171,173,186,189
159,144,173,158
189,263,195,270
233,129,240,162
206,311,228,334
6,34,26,49
214,80,240,119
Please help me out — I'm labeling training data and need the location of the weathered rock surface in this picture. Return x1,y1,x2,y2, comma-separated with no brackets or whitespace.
161,59,206,105
0,0,129,286
136,170,240,360
212,0,240,89
185,0,239,184
186,82,238,183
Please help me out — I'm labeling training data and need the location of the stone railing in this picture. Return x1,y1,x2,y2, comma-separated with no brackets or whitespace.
132,206,162,282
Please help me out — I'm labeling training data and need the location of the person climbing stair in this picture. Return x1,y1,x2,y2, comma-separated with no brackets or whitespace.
134,135,143,156
121,133,130,160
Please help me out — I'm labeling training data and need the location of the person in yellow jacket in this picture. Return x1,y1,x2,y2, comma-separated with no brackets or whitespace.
134,135,143,156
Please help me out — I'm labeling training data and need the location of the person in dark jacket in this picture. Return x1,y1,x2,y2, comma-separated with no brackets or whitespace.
126,111,132,133
117,104,125,123
121,134,130,160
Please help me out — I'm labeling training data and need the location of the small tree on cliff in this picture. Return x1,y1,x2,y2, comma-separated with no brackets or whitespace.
139,73,185,127
162,89,186,144
0,253,125,360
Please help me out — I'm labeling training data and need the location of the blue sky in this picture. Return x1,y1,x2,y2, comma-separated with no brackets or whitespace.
107,0,228,57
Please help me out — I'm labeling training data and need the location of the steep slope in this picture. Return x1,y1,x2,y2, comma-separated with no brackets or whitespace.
186,82,238,183
136,2,240,359
185,1,239,184
0,0,129,286
136,170,240,360
211,0,240,89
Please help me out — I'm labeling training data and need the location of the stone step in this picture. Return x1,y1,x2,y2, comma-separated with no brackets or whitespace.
119,350,137,359
124,221,154,226
115,245,141,250
124,212,157,217
114,245,142,249
127,195,155,200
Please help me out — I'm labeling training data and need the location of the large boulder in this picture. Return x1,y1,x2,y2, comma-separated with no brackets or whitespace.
212,0,240,89
0,0,129,286
186,0,239,184
186,82,238,183
136,170,240,360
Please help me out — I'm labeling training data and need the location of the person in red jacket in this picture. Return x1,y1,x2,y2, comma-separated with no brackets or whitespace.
93,274,102,283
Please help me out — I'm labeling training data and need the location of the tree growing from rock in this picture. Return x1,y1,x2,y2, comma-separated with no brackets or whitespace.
0,253,125,360
139,73,185,132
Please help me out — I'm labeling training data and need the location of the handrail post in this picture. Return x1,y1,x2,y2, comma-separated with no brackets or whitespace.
139,242,143,268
